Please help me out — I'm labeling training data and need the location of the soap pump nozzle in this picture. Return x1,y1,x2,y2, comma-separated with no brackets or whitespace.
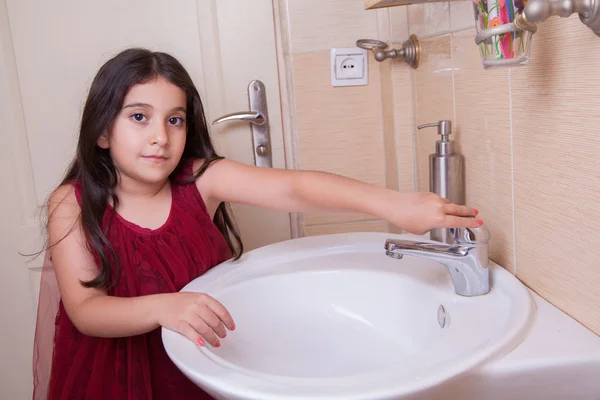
417,120,454,156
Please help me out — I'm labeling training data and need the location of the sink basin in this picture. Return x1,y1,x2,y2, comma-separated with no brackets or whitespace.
162,232,533,399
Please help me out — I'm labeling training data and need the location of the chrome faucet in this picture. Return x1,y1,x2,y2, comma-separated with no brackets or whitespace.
384,226,491,296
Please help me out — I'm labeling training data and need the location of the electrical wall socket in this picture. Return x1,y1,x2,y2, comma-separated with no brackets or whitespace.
330,47,368,87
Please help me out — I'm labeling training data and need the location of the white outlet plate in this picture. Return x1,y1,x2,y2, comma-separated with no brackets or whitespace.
330,47,368,87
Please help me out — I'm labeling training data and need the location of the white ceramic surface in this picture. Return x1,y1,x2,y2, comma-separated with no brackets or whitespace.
162,232,533,400
409,289,600,400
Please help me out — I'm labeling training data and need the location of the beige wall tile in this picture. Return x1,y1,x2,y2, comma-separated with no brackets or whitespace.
303,212,378,226
287,0,379,53
412,36,454,192
381,59,404,234
392,62,415,194
376,8,392,42
390,6,409,43
451,29,515,272
511,18,600,336
380,61,400,194
293,51,386,226
449,1,476,32
305,220,388,236
407,3,450,38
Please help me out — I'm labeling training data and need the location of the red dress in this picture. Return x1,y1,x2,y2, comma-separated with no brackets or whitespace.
42,172,231,399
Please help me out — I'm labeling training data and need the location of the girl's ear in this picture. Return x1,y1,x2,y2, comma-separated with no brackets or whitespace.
97,131,110,149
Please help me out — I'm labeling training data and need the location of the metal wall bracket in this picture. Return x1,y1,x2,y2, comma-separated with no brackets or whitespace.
517,0,600,35
476,0,600,47
356,34,421,69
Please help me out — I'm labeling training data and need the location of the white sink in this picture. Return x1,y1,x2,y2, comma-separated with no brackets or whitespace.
162,232,533,400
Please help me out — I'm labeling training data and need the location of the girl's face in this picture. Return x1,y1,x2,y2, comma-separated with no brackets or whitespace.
98,77,188,185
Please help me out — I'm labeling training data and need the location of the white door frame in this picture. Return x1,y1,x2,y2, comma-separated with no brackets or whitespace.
272,0,302,238
195,0,303,239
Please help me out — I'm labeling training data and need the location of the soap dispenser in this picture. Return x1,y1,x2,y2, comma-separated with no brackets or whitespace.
417,120,465,243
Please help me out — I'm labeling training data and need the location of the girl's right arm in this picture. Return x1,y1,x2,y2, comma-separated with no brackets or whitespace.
48,185,234,347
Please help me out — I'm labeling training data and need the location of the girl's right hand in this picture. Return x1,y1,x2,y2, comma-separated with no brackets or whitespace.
389,192,481,235
157,292,235,347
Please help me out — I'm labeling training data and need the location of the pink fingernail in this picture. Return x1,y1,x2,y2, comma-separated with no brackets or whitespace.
214,341,221,348
477,220,483,225
198,338,205,346
230,324,236,331
474,209,479,215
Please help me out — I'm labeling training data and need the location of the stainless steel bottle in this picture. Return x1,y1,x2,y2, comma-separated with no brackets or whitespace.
417,120,465,243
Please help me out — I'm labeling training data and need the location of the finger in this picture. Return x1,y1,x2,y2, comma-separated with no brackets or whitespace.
187,314,221,347
197,306,227,339
441,197,452,204
178,321,208,347
441,216,483,229
443,203,478,217
203,296,236,331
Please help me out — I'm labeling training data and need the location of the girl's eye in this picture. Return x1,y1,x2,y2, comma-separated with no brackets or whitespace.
131,113,147,122
169,117,184,126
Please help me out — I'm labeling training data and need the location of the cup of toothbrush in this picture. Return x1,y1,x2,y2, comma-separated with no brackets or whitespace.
473,0,534,69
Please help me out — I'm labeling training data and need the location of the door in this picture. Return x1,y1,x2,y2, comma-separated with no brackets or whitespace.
0,0,292,397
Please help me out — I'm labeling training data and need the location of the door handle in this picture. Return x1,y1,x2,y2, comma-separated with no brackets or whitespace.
213,111,265,125
212,80,272,168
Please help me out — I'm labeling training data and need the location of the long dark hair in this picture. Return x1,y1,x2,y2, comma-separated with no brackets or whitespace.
53,48,243,289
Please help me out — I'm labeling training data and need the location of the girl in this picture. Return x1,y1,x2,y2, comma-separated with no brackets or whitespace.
33,48,481,399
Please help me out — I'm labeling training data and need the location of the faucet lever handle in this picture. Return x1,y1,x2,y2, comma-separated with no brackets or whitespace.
452,225,491,245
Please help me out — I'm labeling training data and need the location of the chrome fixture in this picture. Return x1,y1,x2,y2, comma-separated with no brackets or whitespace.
213,80,272,168
417,120,465,244
438,305,448,328
384,226,491,297
356,35,421,69
516,0,600,35
475,0,600,66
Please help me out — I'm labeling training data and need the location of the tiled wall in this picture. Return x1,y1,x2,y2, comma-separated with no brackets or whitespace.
283,0,599,335
284,0,414,235
407,2,600,335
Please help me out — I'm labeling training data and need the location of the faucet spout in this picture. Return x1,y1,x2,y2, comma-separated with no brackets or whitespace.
384,227,491,296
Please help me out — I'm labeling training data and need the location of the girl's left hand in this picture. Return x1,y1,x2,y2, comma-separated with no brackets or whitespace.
389,192,481,235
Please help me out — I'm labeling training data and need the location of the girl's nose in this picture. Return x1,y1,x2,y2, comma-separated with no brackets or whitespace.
152,124,168,146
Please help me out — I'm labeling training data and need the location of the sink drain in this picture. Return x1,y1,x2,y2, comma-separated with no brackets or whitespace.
438,305,448,328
